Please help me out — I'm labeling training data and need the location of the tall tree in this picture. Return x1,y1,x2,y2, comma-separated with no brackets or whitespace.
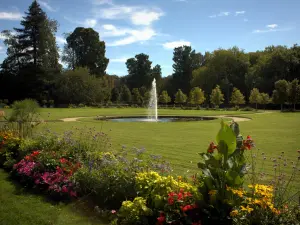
63,27,109,76
210,85,224,108
230,87,245,107
174,89,187,105
249,88,262,109
288,79,300,111
172,46,203,94
189,87,205,106
272,79,289,111
158,90,171,106
13,0,59,70
126,53,152,89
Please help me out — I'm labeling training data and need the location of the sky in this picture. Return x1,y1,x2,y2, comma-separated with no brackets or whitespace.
0,0,299,76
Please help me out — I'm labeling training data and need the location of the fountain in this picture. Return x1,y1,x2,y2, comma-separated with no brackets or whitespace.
148,78,158,121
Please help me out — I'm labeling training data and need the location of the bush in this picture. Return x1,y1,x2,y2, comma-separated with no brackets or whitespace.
78,103,85,108
7,99,41,138
241,106,254,111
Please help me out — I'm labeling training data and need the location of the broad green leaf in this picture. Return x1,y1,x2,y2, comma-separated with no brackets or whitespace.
216,120,236,155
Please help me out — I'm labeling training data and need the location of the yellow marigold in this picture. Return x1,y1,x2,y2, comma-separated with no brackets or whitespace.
208,190,217,196
253,199,262,205
230,210,239,217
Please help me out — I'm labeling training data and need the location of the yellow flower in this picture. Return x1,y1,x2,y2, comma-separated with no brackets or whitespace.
253,199,262,205
240,205,254,213
208,190,217,196
230,210,239,217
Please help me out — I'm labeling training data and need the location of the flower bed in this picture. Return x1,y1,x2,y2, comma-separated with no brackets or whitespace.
1,122,300,225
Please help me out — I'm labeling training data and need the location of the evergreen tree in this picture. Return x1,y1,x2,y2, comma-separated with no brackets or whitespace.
132,88,143,105
120,85,132,104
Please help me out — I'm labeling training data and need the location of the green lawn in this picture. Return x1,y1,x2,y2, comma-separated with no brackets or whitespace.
0,169,107,225
35,108,300,177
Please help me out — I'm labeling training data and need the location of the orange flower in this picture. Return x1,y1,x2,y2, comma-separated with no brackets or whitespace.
207,142,217,153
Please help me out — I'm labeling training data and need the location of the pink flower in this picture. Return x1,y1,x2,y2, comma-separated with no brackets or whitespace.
69,190,77,197
111,210,116,214
62,186,68,193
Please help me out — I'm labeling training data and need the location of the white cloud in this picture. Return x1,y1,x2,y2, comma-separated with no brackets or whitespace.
0,33,5,40
131,10,163,26
162,40,191,49
38,1,57,12
84,19,97,28
209,12,230,18
102,24,129,37
266,24,278,29
253,25,292,34
218,12,230,16
110,57,128,63
235,11,245,15
94,4,163,26
92,0,113,5
56,36,66,45
0,11,22,20
107,27,156,46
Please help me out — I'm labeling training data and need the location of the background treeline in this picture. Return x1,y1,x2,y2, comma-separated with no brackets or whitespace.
0,1,300,110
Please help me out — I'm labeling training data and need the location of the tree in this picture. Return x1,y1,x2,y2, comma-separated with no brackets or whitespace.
63,27,109,76
210,85,224,108
120,85,132,104
111,87,121,103
174,89,187,105
125,54,153,89
260,93,270,109
272,79,289,111
55,68,111,104
172,46,203,94
158,90,171,106
288,79,300,110
189,87,205,106
249,88,262,110
132,88,143,105
230,87,245,107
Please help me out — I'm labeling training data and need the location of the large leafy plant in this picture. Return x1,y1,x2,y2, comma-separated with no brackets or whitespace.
197,120,252,224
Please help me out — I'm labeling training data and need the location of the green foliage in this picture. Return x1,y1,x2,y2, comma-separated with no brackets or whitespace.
287,79,300,110
259,93,270,108
249,88,262,109
172,46,203,94
272,79,289,111
158,90,171,105
118,197,152,224
63,27,109,76
120,85,132,104
230,87,245,107
188,87,205,105
210,85,224,108
55,67,111,105
198,121,249,223
132,88,143,105
174,89,187,104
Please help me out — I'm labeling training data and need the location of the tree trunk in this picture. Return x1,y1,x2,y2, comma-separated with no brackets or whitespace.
281,104,283,112
294,103,296,111
255,103,257,110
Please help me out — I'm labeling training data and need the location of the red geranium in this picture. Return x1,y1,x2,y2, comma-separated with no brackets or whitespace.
207,142,217,153
157,212,165,224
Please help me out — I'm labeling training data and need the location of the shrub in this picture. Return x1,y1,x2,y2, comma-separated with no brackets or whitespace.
78,103,85,108
7,99,41,138
241,106,254,111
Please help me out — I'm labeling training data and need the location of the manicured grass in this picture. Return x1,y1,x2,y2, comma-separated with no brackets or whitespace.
0,169,107,225
3,107,255,121
34,109,300,178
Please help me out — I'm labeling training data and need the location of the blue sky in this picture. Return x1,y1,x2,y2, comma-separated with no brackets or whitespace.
0,0,299,76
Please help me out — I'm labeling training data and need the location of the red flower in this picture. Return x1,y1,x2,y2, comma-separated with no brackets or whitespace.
207,142,217,153
25,155,31,161
157,212,165,224
182,204,193,212
69,190,77,197
168,197,174,205
177,192,183,201
60,158,68,164
32,151,40,156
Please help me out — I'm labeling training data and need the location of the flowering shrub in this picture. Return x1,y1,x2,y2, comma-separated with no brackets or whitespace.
135,171,201,209
12,150,79,198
